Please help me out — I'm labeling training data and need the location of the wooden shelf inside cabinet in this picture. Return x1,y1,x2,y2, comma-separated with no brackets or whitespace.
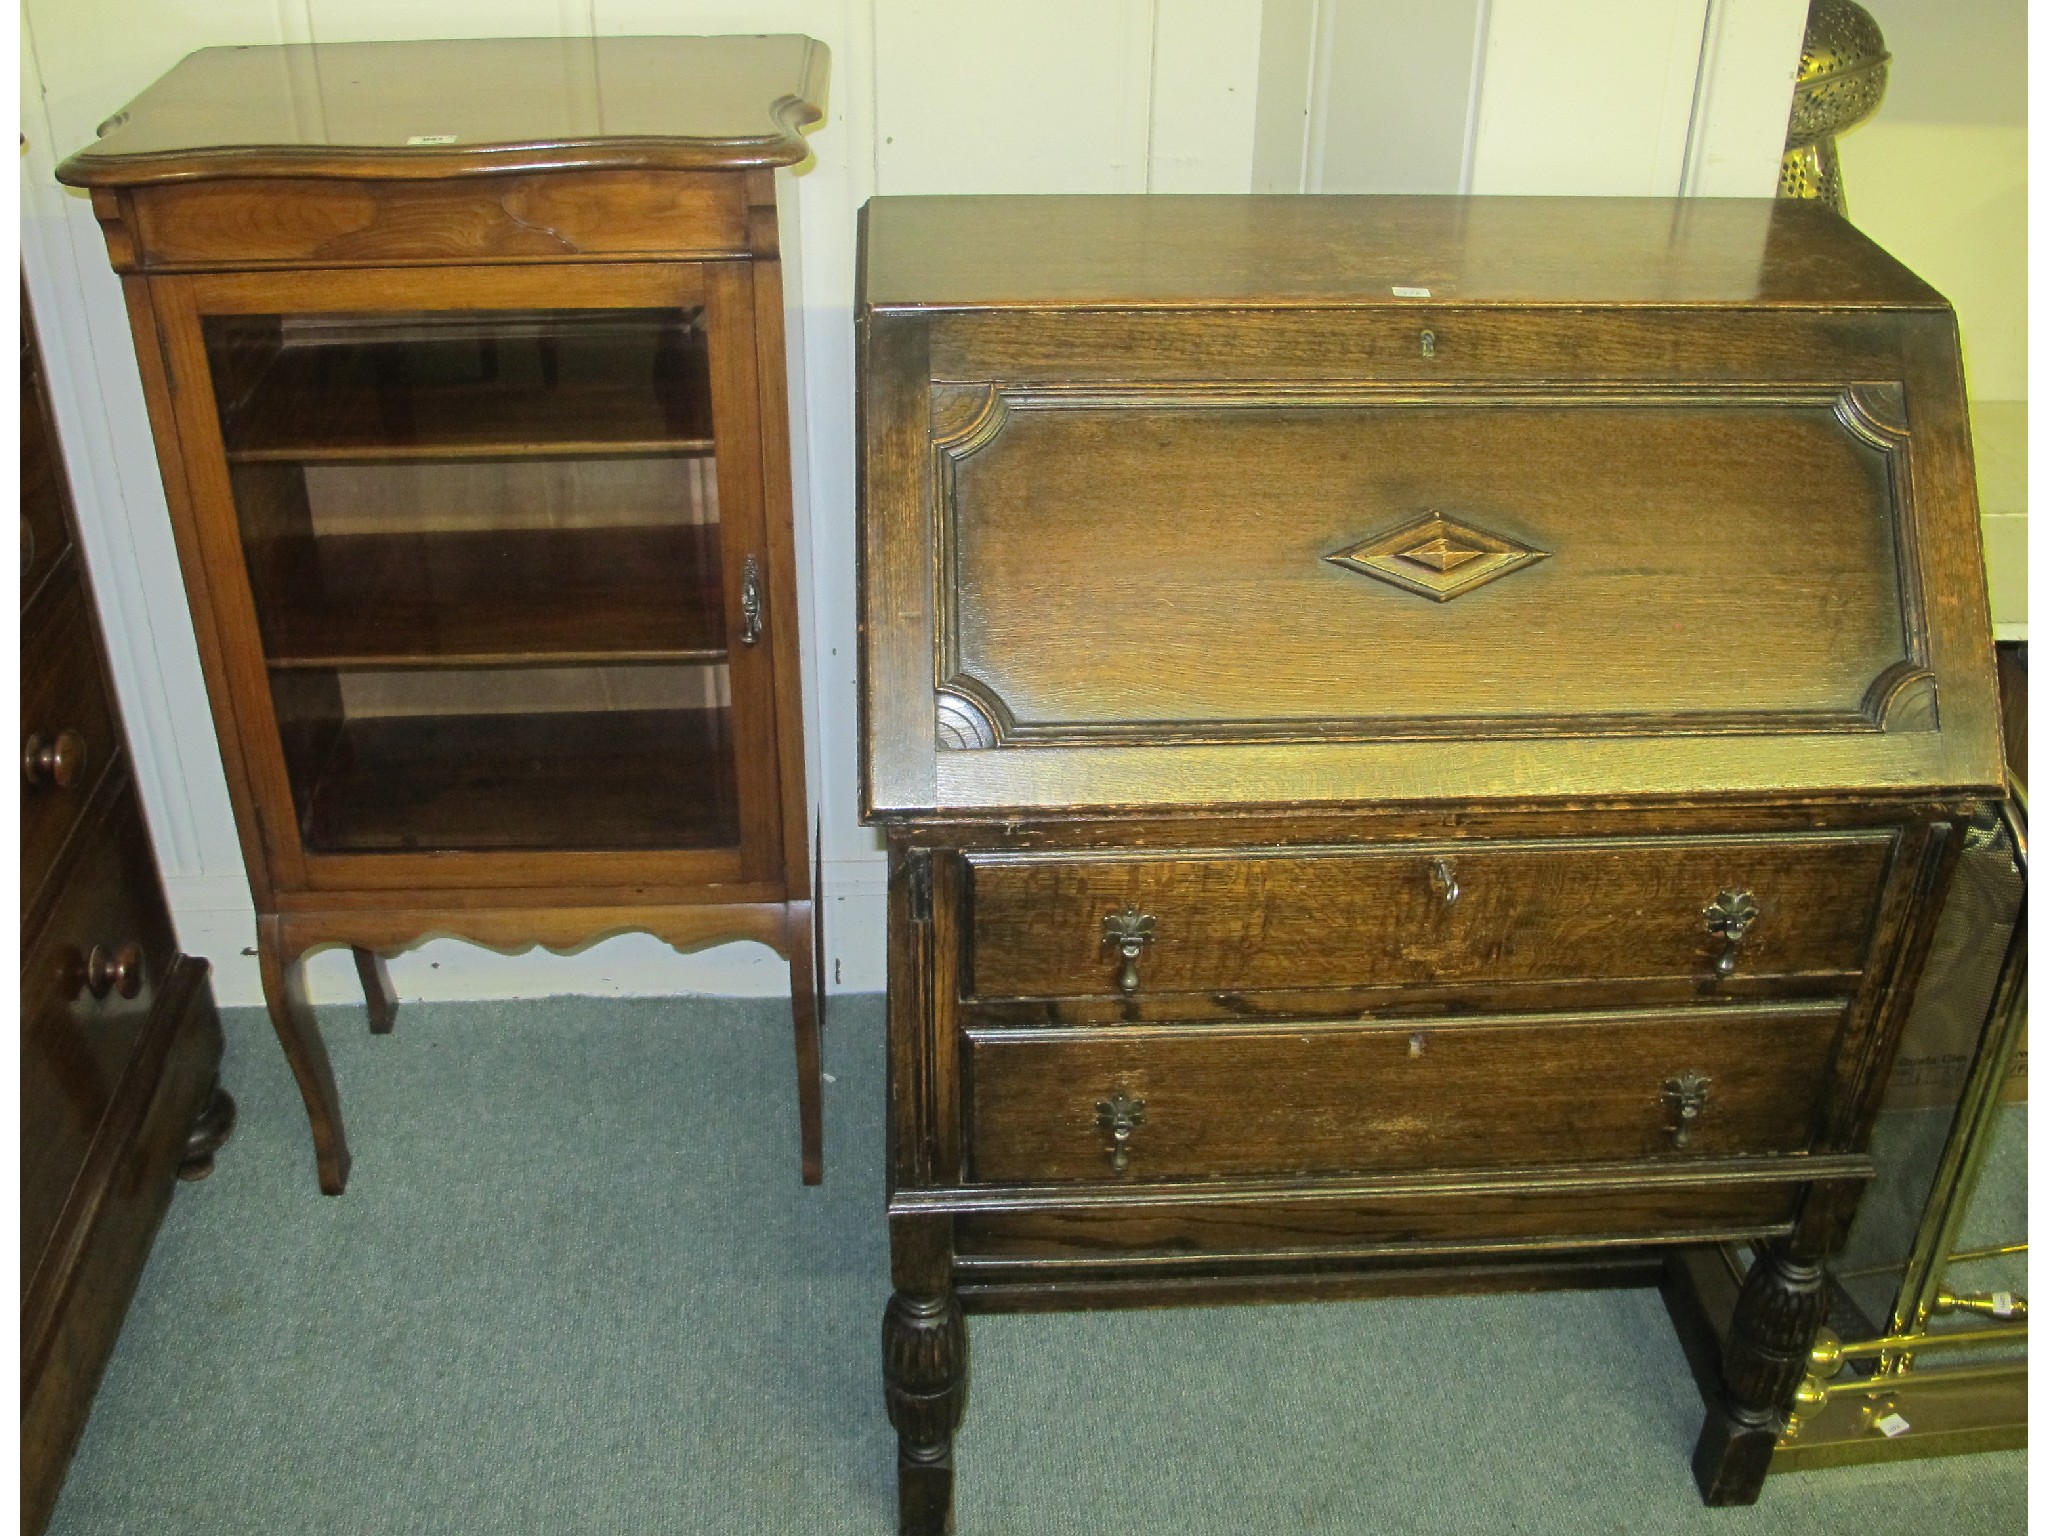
299,706,739,854
255,524,728,670
55,35,829,1191
214,315,714,464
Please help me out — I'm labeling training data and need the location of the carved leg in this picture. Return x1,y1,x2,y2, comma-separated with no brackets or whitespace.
256,916,351,1195
177,1081,238,1181
787,900,825,1185
885,1289,968,1536
1692,1237,1829,1503
353,946,398,1035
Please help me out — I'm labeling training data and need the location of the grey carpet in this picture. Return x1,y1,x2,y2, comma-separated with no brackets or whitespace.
50,995,2025,1534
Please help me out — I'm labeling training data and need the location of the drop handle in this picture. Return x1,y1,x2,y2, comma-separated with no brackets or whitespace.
1096,1091,1146,1173
1102,906,1157,994
1664,1071,1712,1149
1701,889,1760,977
77,942,145,1001
23,728,87,790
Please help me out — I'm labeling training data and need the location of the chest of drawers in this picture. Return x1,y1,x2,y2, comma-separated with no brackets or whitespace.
21,284,232,1534
855,195,2003,1531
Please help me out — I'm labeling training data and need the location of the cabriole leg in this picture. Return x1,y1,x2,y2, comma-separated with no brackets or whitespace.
353,946,398,1035
257,917,351,1195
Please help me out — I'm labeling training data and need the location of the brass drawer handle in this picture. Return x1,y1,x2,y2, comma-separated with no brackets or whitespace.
78,941,145,1001
1701,888,1759,977
1664,1071,1712,1149
739,553,763,645
23,728,87,790
1095,1091,1146,1173
1102,906,1156,994
1429,857,1459,905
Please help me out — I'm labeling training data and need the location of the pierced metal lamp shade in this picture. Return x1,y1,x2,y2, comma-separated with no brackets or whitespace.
1780,0,1890,213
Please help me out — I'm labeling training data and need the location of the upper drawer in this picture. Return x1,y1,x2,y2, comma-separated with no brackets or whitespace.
964,833,1894,1001
21,342,75,607
22,581,122,923
112,171,751,270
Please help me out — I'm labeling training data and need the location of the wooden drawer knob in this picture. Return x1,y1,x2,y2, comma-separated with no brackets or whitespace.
22,728,87,790
81,941,145,1000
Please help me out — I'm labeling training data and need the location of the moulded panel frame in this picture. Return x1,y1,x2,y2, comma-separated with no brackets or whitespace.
145,259,789,896
858,302,2005,819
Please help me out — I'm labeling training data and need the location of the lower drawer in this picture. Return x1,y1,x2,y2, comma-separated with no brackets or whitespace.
964,1002,1845,1184
22,781,179,1267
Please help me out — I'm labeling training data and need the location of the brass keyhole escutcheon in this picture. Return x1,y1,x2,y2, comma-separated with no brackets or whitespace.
1702,889,1759,977
1419,329,1436,358
1096,1091,1146,1173
1102,906,1157,994
1429,857,1459,905
1664,1071,1712,1148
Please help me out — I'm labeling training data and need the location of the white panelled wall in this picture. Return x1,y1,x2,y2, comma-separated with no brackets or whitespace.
18,0,1805,1007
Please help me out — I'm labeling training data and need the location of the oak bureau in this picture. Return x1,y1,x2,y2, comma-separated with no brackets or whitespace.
855,195,2003,1531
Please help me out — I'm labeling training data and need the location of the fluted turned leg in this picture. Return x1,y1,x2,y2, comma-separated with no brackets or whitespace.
1692,1238,1828,1504
885,1289,968,1536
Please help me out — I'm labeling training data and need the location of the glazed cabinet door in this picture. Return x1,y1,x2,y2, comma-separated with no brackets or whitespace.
147,262,786,891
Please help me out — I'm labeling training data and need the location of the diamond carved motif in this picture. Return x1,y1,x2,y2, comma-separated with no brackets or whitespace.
1325,512,1550,602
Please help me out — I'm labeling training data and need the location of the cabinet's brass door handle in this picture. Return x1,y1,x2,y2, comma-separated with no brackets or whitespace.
740,553,763,645
1102,906,1156,994
1702,888,1759,977
1095,1091,1146,1173
1664,1071,1712,1148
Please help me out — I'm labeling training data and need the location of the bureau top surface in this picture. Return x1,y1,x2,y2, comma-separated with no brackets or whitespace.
860,195,1942,312
56,35,827,187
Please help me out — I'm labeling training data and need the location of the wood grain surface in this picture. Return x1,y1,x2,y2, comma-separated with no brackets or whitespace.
965,834,1893,999
964,1005,1845,1182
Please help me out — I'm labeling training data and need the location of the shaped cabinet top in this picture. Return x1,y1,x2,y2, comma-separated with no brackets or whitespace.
56,35,827,186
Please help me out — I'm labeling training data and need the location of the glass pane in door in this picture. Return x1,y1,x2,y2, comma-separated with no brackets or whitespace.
202,306,737,854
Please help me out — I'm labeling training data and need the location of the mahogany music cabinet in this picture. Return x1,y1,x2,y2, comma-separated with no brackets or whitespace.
58,35,830,1191
856,194,2003,1530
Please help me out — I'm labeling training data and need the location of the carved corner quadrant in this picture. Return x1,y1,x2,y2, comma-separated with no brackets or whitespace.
1326,511,1550,603
936,687,1000,750
1834,382,1908,446
1861,661,1939,733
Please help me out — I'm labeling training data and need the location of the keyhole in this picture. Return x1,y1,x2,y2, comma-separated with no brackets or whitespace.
1419,329,1436,358
1409,1032,1427,1057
